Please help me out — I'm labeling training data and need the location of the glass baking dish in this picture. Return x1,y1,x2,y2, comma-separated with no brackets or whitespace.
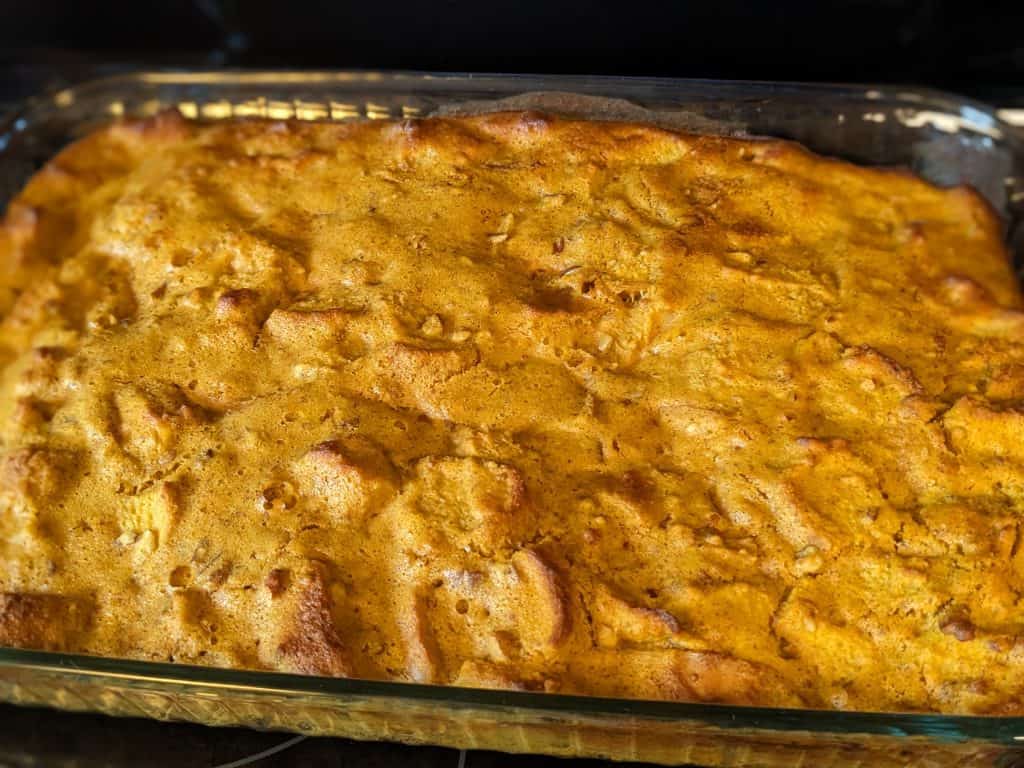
2,71,1024,767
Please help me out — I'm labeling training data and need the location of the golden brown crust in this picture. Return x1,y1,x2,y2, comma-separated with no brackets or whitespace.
0,592,90,651
1,109,1023,713
275,564,351,677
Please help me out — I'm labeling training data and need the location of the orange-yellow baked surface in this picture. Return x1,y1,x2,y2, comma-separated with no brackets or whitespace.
2,110,1023,713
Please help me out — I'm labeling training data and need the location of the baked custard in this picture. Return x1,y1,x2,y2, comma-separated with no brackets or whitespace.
1,110,1023,713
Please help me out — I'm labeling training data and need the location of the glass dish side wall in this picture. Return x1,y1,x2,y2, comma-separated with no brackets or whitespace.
1,72,1023,768
0,649,1019,767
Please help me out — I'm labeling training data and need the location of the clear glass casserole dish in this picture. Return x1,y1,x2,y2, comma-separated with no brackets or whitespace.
1,70,1024,767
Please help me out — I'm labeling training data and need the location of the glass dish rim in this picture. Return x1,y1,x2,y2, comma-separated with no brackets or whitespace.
1,69,1023,747
2,68,1021,152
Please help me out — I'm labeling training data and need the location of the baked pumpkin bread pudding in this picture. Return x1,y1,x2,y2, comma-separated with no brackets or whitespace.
1,109,1023,714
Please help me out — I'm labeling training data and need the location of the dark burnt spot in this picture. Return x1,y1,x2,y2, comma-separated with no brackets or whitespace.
528,285,578,313
32,346,67,363
940,618,975,642
207,561,234,588
617,290,645,306
621,469,654,502
265,568,290,597
733,219,773,238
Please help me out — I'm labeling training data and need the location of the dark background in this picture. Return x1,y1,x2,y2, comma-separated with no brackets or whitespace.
0,2,1022,766
1,0,1023,107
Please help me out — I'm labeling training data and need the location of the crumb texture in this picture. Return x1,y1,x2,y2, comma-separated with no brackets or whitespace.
1,110,1023,713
